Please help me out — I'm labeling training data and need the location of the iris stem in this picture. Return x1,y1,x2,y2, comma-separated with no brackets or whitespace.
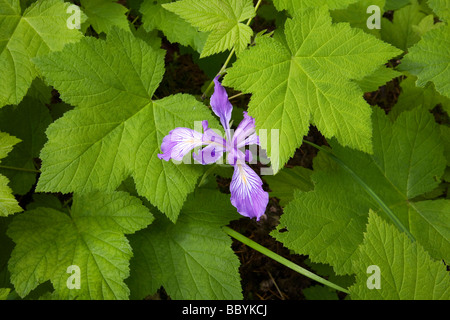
303,140,415,242
222,226,350,294
228,92,246,100
0,165,40,173
201,0,264,100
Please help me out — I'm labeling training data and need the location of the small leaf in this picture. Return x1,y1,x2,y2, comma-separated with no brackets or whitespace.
80,0,129,34
381,2,427,51
400,24,450,99
428,0,450,22
163,0,255,57
140,0,207,53
0,132,22,217
354,66,402,93
0,97,52,195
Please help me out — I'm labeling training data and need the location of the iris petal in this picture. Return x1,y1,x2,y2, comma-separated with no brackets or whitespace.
232,111,257,148
157,127,203,161
210,76,233,132
230,162,269,221
193,144,224,164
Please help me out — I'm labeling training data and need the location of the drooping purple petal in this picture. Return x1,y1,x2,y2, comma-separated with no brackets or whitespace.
230,162,269,221
210,76,233,132
157,127,203,161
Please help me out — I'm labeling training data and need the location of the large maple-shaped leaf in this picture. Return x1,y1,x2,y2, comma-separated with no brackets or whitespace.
400,24,450,98
272,107,448,275
0,132,22,217
163,0,255,57
33,28,220,222
0,0,84,107
224,7,402,173
350,212,450,300
7,191,153,299
127,189,242,300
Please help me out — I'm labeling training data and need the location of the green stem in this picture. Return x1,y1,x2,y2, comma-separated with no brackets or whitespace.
223,226,350,294
201,48,235,100
0,165,40,173
303,140,415,242
201,0,263,100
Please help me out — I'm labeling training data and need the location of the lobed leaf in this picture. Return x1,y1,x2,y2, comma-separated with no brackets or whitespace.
224,7,402,173
7,191,153,299
163,0,255,57
33,28,220,222
272,107,448,275
400,24,450,99
0,0,84,107
0,132,22,217
349,212,450,299
127,189,242,300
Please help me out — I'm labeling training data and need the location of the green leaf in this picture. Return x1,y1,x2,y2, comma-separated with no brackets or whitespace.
127,189,242,300
428,0,450,22
7,191,153,299
381,2,427,51
349,212,450,300
441,125,450,166
412,14,444,38
33,27,220,222
399,24,450,99
0,132,22,217
224,7,402,173
272,0,359,14
0,288,10,300
0,0,84,107
354,66,402,93
80,0,129,34
0,216,14,288
303,285,339,300
390,75,450,119
385,0,411,11
331,0,385,37
26,78,53,105
0,97,52,195
272,107,448,275
163,0,255,57
263,166,313,206
140,0,208,53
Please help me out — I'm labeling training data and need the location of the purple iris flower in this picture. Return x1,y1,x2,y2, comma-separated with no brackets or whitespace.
158,76,269,221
